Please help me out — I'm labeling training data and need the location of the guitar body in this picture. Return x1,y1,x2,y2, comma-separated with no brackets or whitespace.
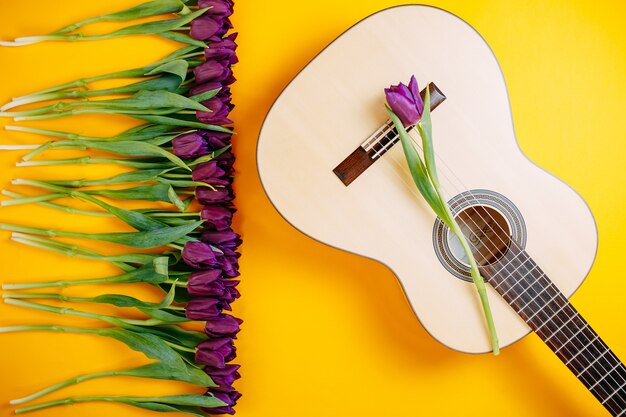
257,5,597,354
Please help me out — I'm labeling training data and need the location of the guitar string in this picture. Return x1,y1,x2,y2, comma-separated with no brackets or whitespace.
398,125,626,407
401,130,626,409
370,124,626,409
374,138,626,412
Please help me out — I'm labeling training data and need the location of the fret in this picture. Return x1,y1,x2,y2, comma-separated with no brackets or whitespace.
546,315,584,345
481,244,626,415
566,335,600,366
607,382,626,404
592,363,626,391
525,291,561,322
507,267,541,303
534,302,568,333
575,349,609,377
518,281,556,313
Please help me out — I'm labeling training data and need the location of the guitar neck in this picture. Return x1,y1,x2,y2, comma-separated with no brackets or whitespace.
480,245,626,416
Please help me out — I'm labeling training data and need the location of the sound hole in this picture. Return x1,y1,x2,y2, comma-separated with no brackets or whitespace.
448,206,511,266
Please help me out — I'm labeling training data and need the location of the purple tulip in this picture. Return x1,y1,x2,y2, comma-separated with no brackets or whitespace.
202,390,241,415
195,60,233,84
215,254,240,278
210,368,241,392
172,132,208,159
192,160,230,186
202,230,241,248
196,337,236,368
205,35,238,64
205,314,243,338
197,186,234,205
385,75,424,126
206,363,240,377
191,81,231,98
191,16,232,40
197,96,234,125
200,205,235,231
205,131,232,150
182,241,219,269
186,297,231,320
199,0,234,16
187,270,240,298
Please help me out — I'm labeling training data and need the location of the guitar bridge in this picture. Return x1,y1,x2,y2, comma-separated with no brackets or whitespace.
332,82,446,186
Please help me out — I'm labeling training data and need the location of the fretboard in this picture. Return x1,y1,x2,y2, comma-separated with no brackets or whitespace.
480,245,626,416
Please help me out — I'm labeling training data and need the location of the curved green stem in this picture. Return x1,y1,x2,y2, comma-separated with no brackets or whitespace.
435,183,499,355
4,298,164,326
10,370,118,405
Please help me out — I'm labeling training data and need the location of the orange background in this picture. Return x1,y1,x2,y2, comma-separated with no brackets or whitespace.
0,1,625,416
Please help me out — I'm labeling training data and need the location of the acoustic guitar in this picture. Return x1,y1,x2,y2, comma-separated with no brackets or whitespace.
256,5,625,415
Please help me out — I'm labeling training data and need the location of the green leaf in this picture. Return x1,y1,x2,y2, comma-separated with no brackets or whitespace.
134,114,234,133
46,169,168,187
190,88,221,103
2,259,169,290
59,140,190,170
76,90,210,112
418,86,440,187
124,362,214,387
11,179,168,231
115,124,179,141
85,184,186,207
386,106,446,220
98,329,182,365
126,394,226,407
139,307,190,324
0,221,203,249
159,31,208,48
14,394,224,415
8,282,177,310
131,323,207,348
100,8,208,37
146,60,189,85
54,0,188,34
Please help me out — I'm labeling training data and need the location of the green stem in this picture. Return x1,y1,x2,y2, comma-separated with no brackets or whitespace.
17,156,173,169
148,212,200,217
4,298,164,326
10,370,118,405
2,269,143,290
1,190,111,216
14,107,182,121
0,193,66,207
7,232,151,271
438,186,499,355
7,46,201,103
163,340,196,353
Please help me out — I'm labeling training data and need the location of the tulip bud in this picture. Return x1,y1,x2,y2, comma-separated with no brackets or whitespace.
384,75,424,126
202,390,241,415
195,60,233,84
186,297,231,320
182,241,220,269
192,161,230,186
172,132,208,159
196,186,234,205
191,16,232,40
200,205,235,231
199,0,234,16
202,230,241,248
197,96,234,125
205,314,243,337
196,337,237,368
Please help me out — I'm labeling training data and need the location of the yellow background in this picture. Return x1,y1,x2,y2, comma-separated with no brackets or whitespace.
0,1,625,416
